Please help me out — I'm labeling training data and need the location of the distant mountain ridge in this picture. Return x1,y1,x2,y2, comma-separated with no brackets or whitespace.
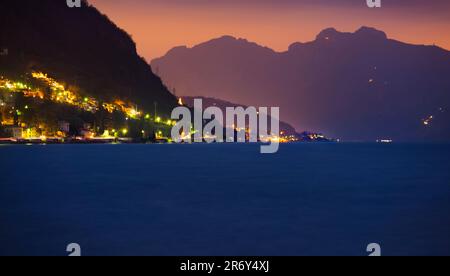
152,27,450,141
0,0,177,116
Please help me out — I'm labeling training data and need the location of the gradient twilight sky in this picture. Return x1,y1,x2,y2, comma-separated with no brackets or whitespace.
89,0,450,60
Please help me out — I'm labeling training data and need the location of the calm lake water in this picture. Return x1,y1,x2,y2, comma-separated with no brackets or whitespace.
0,143,449,256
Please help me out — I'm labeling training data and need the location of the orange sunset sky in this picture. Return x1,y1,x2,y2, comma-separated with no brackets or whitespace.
89,0,450,60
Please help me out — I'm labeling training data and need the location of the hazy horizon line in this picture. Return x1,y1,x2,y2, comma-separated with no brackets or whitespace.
151,26,449,60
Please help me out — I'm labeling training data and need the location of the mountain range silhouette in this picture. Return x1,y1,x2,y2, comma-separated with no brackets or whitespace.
152,27,450,141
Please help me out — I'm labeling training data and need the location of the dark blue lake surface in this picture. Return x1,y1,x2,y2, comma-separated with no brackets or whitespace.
1,143,450,256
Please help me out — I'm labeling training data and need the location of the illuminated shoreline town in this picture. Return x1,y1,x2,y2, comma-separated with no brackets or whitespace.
0,72,330,145
0,72,177,144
